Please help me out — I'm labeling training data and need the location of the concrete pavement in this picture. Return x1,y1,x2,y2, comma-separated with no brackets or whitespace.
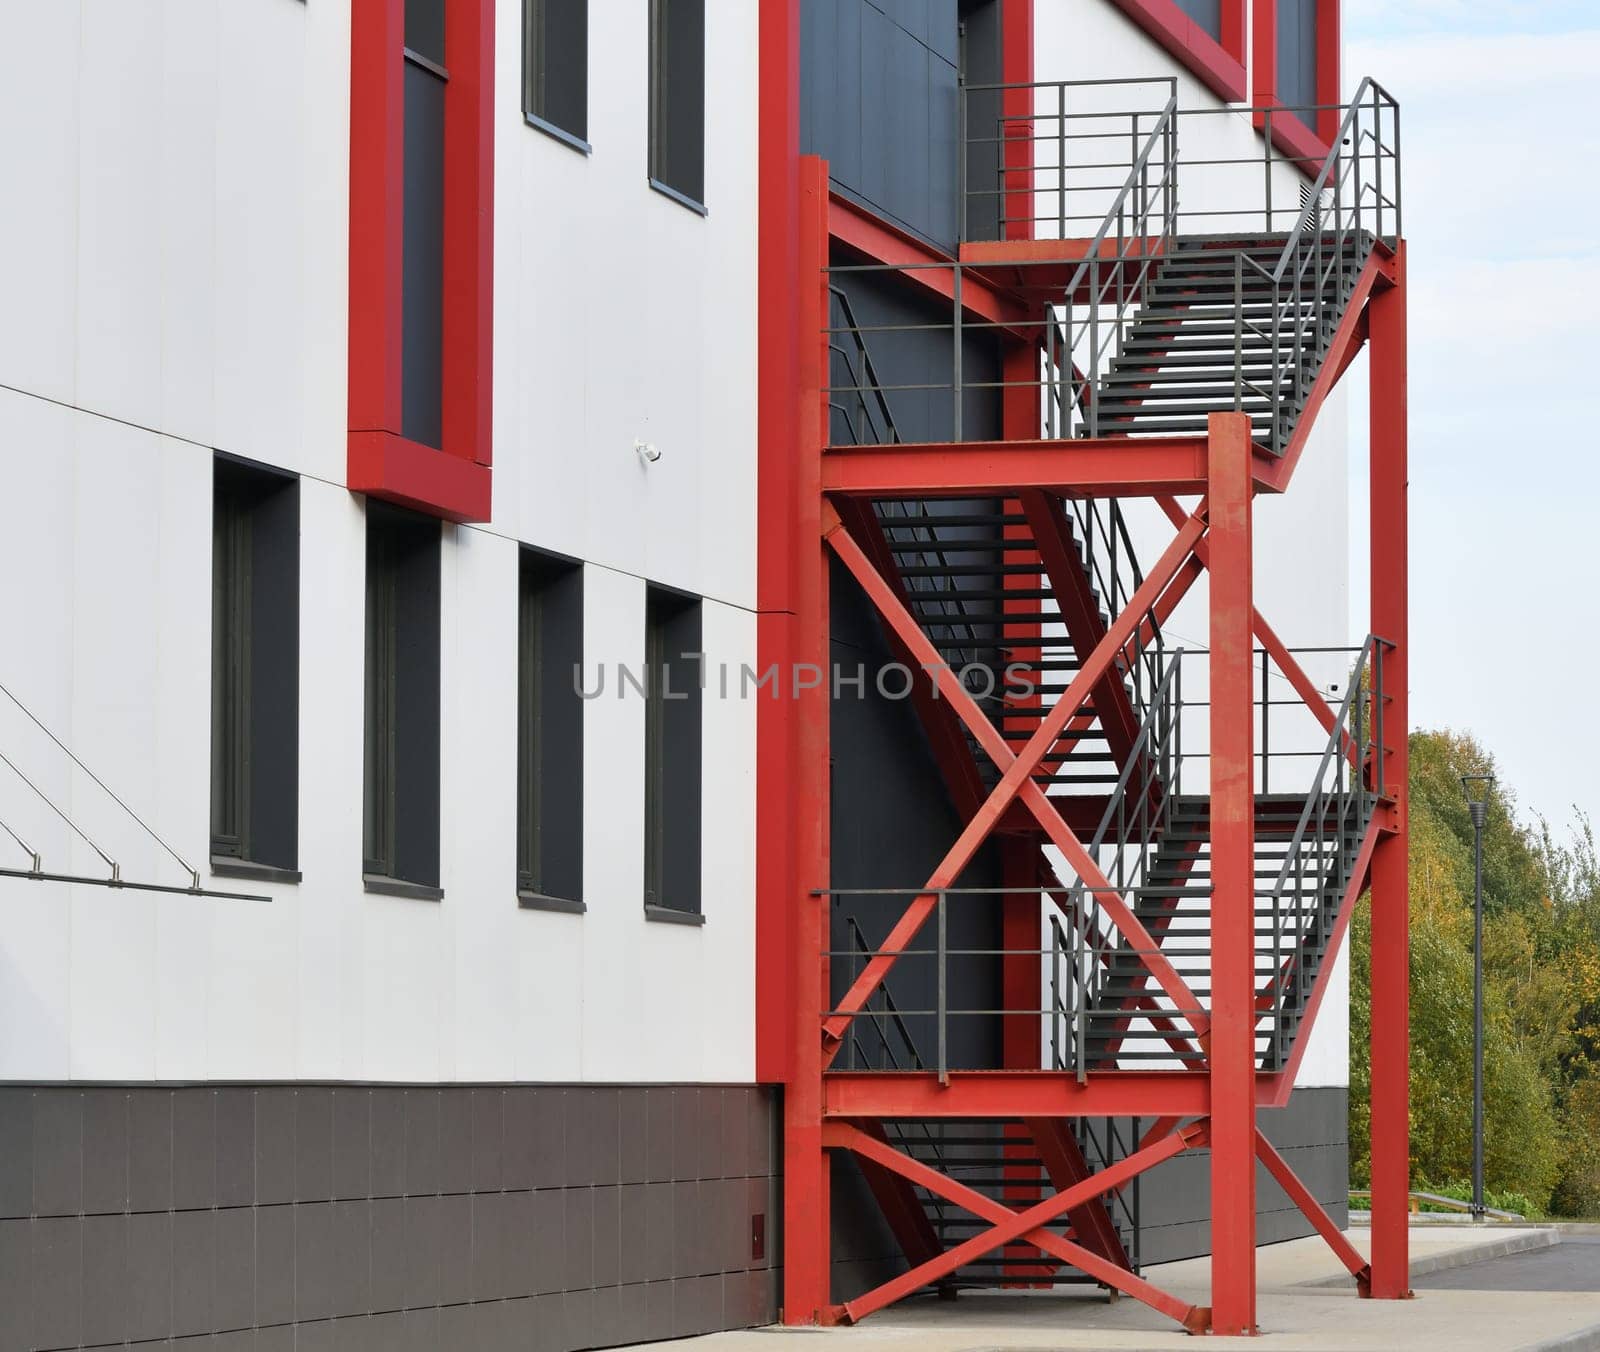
628,1226,1600,1351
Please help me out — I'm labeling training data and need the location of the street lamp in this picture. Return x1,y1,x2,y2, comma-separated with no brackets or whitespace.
1461,773,1495,1221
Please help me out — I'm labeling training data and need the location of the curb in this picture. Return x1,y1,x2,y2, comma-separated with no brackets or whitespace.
1299,1227,1559,1288
1519,1322,1600,1352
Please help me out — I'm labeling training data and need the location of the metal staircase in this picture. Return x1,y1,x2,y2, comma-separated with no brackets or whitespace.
810,77,1402,1320
1093,231,1376,450
1052,638,1382,1077
843,926,1140,1291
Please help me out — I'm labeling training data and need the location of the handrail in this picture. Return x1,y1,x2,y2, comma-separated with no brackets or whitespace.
1256,635,1382,1066
1235,79,1401,452
1062,94,1178,298
1348,1189,1526,1222
1272,76,1401,283
1054,652,1184,1079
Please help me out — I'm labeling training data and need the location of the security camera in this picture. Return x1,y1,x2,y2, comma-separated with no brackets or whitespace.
634,439,662,464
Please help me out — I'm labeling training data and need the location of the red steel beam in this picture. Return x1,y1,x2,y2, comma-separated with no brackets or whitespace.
833,498,991,821
1366,243,1411,1301
1157,494,1349,752
779,150,834,1328
1206,411,1258,1336
828,192,1024,330
824,1121,1208,1329
821,1070,1219,1119
1256,1130,1372,1292
820,511,1210,1053
821,437,1210,498
1025,1117,1132,1272
1020,491,1145,781
849,1121,945,1273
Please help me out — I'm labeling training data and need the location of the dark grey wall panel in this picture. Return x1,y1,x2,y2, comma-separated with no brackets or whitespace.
1132,1085,1350,1266
803,0,962,249
0,1083,779,1352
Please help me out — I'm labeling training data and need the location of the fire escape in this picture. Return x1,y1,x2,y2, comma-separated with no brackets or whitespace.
769,75,1411,1336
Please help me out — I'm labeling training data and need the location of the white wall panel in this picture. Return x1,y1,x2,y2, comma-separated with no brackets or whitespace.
0,0,80,407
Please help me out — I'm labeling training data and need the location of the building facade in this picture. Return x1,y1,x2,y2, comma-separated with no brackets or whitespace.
0,0,1405,1347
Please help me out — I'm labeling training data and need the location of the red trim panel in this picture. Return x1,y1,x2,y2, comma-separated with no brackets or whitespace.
1111,0,1248,104
348,431,491,524
1252,0,1342,167
755,0,801,1085
348,0,495,524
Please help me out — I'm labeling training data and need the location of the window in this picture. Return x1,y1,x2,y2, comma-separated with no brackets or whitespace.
517,550,585,909
363,504,443,897
1110,0,1247,105
1252,0,1339,157
211,458,301,878
402,0,447,450
1174,0,1221,38
523,0,588,149
643,587,703,921
348,0,494,521
648,0,706,212
1276,0,1318,127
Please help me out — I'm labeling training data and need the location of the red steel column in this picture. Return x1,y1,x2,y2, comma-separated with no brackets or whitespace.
782,153,835,1326
1366,245,1411,1300
1207,411,1258,1335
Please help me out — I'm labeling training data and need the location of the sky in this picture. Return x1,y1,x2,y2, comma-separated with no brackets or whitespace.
1341,1,1600,833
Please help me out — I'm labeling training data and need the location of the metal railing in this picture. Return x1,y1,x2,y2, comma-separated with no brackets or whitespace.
960,77,1178,242
1256,634,1386,1067
1235,78,1402,453
1056,96,1179,439
1050,654,1186,1079
823,79,1401,451
823,634,1391,1077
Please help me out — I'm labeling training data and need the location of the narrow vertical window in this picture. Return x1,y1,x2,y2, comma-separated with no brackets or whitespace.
1173,0,1224,41
648,0,706,212
643,586,703,920
522,0,589,148
363,504,443,897
1276,0,1319,129
517,550,585,909
402,0,447,449
211,458,300,878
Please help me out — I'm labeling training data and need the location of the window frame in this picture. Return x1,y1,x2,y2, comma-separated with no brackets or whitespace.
642,585,704,924
647,0,708,216
1252,0,1342,166
210,455,302,883
1110,0,1248,104
362,502,444,900
348,0,495,524
517,548,587,913
522,0,591,154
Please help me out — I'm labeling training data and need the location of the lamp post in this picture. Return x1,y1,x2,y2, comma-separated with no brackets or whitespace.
1461,773,1495,1220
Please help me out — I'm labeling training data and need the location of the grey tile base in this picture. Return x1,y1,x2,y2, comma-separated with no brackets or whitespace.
0,1083,780,1352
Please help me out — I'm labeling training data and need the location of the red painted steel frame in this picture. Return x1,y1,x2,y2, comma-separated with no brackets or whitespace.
760,0,1405,1332
1112,0,1248,104
1366,247,1411,1300
1207,412,1259,1335
347,0,494,523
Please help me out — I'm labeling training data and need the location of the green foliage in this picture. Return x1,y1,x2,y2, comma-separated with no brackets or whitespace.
1348,729,1600,1217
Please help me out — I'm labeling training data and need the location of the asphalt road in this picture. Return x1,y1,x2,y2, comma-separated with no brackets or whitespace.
1414,1235,1600,1292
